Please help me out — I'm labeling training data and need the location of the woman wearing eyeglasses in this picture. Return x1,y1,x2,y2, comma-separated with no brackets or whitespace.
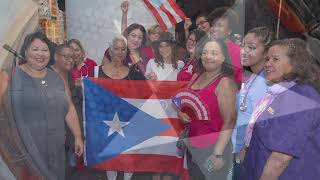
11,32,83,180
184,14,211,41
177,29,207,81
51,44,74,96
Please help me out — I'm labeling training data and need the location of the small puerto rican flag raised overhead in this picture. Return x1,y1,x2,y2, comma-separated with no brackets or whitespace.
143,0,187,30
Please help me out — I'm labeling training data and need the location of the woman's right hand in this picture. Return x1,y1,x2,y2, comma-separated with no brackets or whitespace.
121,1,129,14
178,111,191,124
184,18,192,31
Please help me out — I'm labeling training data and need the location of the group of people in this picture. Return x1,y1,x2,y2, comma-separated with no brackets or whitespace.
8,1,320,180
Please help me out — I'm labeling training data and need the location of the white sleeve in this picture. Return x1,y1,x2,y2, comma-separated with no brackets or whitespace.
94,66,99,78
177,60,185,70
145,58,154,75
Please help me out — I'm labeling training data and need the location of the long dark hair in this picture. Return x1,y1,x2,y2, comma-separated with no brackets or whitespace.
153,41,178,69
195,37,234,76
122,23,147,48
271,38,320,92
189,29,207,43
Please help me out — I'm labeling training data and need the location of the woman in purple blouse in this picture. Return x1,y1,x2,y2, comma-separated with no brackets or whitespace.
240,38,320,180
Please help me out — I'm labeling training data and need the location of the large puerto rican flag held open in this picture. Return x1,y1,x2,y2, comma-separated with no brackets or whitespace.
83,78,189,179
143,0,187,30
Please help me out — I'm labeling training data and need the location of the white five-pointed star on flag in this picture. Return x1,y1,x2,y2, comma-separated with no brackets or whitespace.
103,112,130,137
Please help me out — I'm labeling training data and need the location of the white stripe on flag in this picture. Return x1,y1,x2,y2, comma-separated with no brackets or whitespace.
162,0,183,23
149,0,173,29
123,136,180,157
124,98,178,119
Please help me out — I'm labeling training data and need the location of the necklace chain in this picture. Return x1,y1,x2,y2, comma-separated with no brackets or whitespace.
240,70,263,112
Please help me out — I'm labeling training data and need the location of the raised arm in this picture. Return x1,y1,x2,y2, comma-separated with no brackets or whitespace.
184,18,192,40
121,0,129,34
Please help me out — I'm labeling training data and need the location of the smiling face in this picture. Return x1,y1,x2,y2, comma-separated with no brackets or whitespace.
69,42,84,64
201,41,225,72
264,45,293,83
186,33,196,54
110,40,127,63
127,28,144,50
148,26,162,42
55,47,74,71
240,33,266,67
196,16,211,33
25,39,50,71
159,41,173,60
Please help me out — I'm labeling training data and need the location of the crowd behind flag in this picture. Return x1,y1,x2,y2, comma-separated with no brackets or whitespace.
83,78,189,179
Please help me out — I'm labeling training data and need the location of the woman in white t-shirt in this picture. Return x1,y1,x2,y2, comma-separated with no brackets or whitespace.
146,32,184,81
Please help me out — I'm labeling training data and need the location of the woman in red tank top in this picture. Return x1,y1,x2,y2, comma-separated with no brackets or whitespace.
177,29,207,81
174,38,237,180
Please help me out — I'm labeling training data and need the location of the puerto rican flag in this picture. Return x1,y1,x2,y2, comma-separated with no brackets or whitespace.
143,0,187,30
83,78,189,179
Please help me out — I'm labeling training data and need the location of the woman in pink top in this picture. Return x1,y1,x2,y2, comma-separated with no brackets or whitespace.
177,29,207,81
67,39,97,86
174,38,237,180
209,7,243,85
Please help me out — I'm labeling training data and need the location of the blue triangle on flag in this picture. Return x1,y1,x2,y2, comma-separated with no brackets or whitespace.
83,78,170,166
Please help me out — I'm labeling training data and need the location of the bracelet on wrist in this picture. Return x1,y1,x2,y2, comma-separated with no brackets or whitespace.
214,154,223,158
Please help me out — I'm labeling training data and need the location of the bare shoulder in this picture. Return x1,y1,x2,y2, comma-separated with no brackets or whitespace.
216,76,237,94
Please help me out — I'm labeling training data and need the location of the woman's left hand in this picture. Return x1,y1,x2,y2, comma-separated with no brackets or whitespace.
74,137,84,157
208,154,225,170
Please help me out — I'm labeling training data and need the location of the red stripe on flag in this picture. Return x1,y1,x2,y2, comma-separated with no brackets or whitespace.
159,4,177,25
94,154,189,180
143,0,168,30
167,0,187,19
90,78,188,99
160,118,184,136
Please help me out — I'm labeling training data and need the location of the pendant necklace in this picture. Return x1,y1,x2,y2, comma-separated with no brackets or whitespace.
239,70,263,112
